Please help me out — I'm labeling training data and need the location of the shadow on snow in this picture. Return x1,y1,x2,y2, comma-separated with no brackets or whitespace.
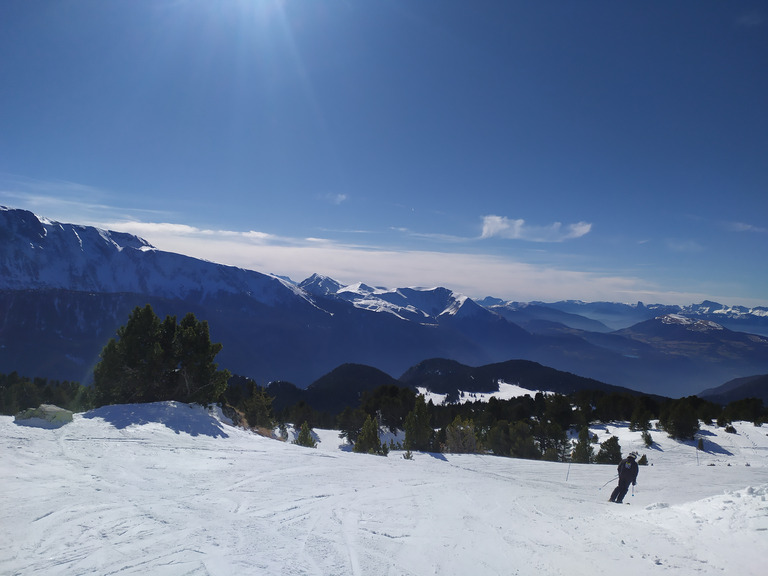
83,402,229,438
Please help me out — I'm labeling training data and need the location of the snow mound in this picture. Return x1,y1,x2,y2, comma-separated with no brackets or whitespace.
82,401,231,438
682,485,768,531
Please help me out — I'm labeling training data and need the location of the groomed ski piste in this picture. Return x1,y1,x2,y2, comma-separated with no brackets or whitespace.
2,401,767,575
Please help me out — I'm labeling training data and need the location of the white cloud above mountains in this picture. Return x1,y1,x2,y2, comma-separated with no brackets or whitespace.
481,215,592,242
2,181,763,306
92,218,710,305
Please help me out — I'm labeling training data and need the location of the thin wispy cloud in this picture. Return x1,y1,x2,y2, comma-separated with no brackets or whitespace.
724,221,768,234
323,193,348,205
78,215,707,305
138,225,698,304
0,177,758,306
667,239,704,253
395,227,472,244
0,175,173,223
98,220,283,246
481,215,592,242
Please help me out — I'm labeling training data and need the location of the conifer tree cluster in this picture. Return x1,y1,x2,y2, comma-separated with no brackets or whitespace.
353,415,389,455
571,426,594,463
0,372,93,415
404,395,432,451
594,436,622,464
93,305,230,407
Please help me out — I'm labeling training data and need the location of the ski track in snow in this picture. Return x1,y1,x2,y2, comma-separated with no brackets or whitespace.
2,404,767,576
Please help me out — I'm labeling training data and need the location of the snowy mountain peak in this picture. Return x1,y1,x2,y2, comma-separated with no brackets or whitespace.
1,206,155,253
682,301,768,319
337,282,381,296
329,284,483,324
298,273,343,297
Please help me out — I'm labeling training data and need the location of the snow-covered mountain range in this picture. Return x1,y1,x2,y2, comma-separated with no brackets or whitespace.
0,206,310,306
2,206,767,396
482,298,768,335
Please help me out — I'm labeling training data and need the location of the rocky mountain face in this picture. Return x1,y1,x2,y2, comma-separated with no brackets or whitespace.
2,206,768,397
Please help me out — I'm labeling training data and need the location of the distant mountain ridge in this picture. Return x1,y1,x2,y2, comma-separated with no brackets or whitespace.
267,358,642,417
0,206,311,306
516,299,768,336
699,374,768,405
2,206,768,397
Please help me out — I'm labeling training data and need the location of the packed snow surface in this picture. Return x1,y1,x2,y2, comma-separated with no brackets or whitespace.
2,402,767,575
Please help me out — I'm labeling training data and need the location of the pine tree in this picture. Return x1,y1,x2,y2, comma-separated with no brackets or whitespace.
244,386,274,429
337,406,368,444
94,305,165,405
445,415,478,453
404,395,432,451
93,305,229,406
487,420,512,456
509,421,539,459
642,429,653,447
571,426,594,463
354,415,383,454
294,421,316,448
172,313,229,405
594,435,622,464
533,421,568,461
662,401,699,440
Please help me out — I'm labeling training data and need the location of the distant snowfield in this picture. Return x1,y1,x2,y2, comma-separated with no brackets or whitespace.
2,403,767,576
417,381,550,405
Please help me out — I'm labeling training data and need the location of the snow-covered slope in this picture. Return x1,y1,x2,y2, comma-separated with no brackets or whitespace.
2,402,766,575
659,313,725,331
417,381,553,405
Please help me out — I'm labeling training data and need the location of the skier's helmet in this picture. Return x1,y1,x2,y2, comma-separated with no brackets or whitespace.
629,451,638,459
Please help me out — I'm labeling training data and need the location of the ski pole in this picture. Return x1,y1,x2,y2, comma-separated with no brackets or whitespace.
600,475,618,489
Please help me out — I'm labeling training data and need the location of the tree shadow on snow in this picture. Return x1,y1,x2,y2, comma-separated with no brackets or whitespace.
83,402,229,438
680,436,733,456
698,440,733,456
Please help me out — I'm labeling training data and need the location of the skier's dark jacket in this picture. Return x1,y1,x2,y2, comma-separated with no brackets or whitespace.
617,457,639,485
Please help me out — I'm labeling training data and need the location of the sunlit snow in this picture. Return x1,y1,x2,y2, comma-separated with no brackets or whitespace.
1,402,766,575
417,381,550,405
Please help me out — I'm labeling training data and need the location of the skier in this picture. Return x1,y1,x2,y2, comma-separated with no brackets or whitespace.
609,451,639,504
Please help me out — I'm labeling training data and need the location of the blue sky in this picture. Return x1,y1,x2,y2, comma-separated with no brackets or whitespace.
1,1,766,306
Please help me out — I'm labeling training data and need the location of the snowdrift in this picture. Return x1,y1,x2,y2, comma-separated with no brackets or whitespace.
1,402,766,575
